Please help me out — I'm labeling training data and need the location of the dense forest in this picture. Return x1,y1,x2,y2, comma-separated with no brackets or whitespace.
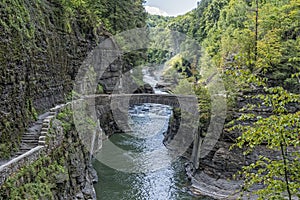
0,0,299,199
149,0,300,93
147,0,300,199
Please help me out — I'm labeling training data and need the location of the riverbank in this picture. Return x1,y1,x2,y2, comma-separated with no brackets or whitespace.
186,163,242,200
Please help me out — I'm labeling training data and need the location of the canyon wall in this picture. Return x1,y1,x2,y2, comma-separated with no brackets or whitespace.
0,0,104,157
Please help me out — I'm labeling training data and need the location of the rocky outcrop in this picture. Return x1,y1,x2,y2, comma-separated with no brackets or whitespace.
155,82,173,93
163,107,181,145
134,83,155,94
51,128,98,200
185,88,300,199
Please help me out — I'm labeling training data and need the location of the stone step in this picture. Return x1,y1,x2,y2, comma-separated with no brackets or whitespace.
20,143,37,147
21,140,38,143
20,143,37,146
22,136,38,139
41,128,48,132
22,133,39,136
20,144,37,148
43,118,51,122
17,149,31,152
21,139,38,141
20,145,37,149
20,147,38,150
38,141,46,146
22,135,39,137
39,136,46,141
42,124,50,129
19,147,36,152
22,138,38,141
40,131,48,136
10,109,57,159
21,137,38,140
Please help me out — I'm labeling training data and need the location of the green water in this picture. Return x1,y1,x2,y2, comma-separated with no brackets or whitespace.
93,104,211,200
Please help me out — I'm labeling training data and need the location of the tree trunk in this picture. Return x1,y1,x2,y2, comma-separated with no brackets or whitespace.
255,0,258,63
280,142,292,200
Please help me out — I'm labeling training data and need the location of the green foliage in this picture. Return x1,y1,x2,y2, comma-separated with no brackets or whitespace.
145,0,228,83
162,63,181,85
97,84,104,94
229,72,300,199
63,100,97,138
194,85,211,131
1,0,299,198
57,106,74,132
66,90,81,101
0,143,11,159
149,0,300,198
171,79,194,95
0,156,66,199
131,65,144,87
59,0,146,33
146,28,175,65
0,0,41,157
26,99,38,121
9,183,54,200
233,111,300,199
0,0,35,39
147,15,173,28
219,2,300,195
89,0,146,34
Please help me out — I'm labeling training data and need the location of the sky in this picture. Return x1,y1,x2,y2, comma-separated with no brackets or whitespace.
144,0,198,17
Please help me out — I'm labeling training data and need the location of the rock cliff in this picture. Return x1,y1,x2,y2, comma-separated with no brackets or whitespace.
0,0,103,157
0,0,108,199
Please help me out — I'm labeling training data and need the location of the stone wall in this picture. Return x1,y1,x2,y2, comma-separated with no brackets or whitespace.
0,146,44,185
0,102,98,199
0,103,65,185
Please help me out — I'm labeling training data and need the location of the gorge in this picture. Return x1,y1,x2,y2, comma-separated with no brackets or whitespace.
0,0,299,200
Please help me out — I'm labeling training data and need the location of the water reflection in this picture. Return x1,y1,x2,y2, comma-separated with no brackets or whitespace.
93,104,210,200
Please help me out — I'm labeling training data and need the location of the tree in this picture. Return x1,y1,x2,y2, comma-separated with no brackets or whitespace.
230,72,300,199
216,1,300,198
142,5,300,199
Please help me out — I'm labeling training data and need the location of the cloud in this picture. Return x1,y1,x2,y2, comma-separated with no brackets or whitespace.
144,6,169,16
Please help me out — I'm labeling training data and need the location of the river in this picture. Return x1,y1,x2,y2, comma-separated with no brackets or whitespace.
93,67,212,200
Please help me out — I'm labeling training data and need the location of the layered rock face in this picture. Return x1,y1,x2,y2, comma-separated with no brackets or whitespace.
182,89,299,199
197,89,299,179
0,0,111,199
0,0,103,157
49,123,98,200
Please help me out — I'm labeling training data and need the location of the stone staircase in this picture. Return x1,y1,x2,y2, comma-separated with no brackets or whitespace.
15,111,56,157
0,104,66,186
